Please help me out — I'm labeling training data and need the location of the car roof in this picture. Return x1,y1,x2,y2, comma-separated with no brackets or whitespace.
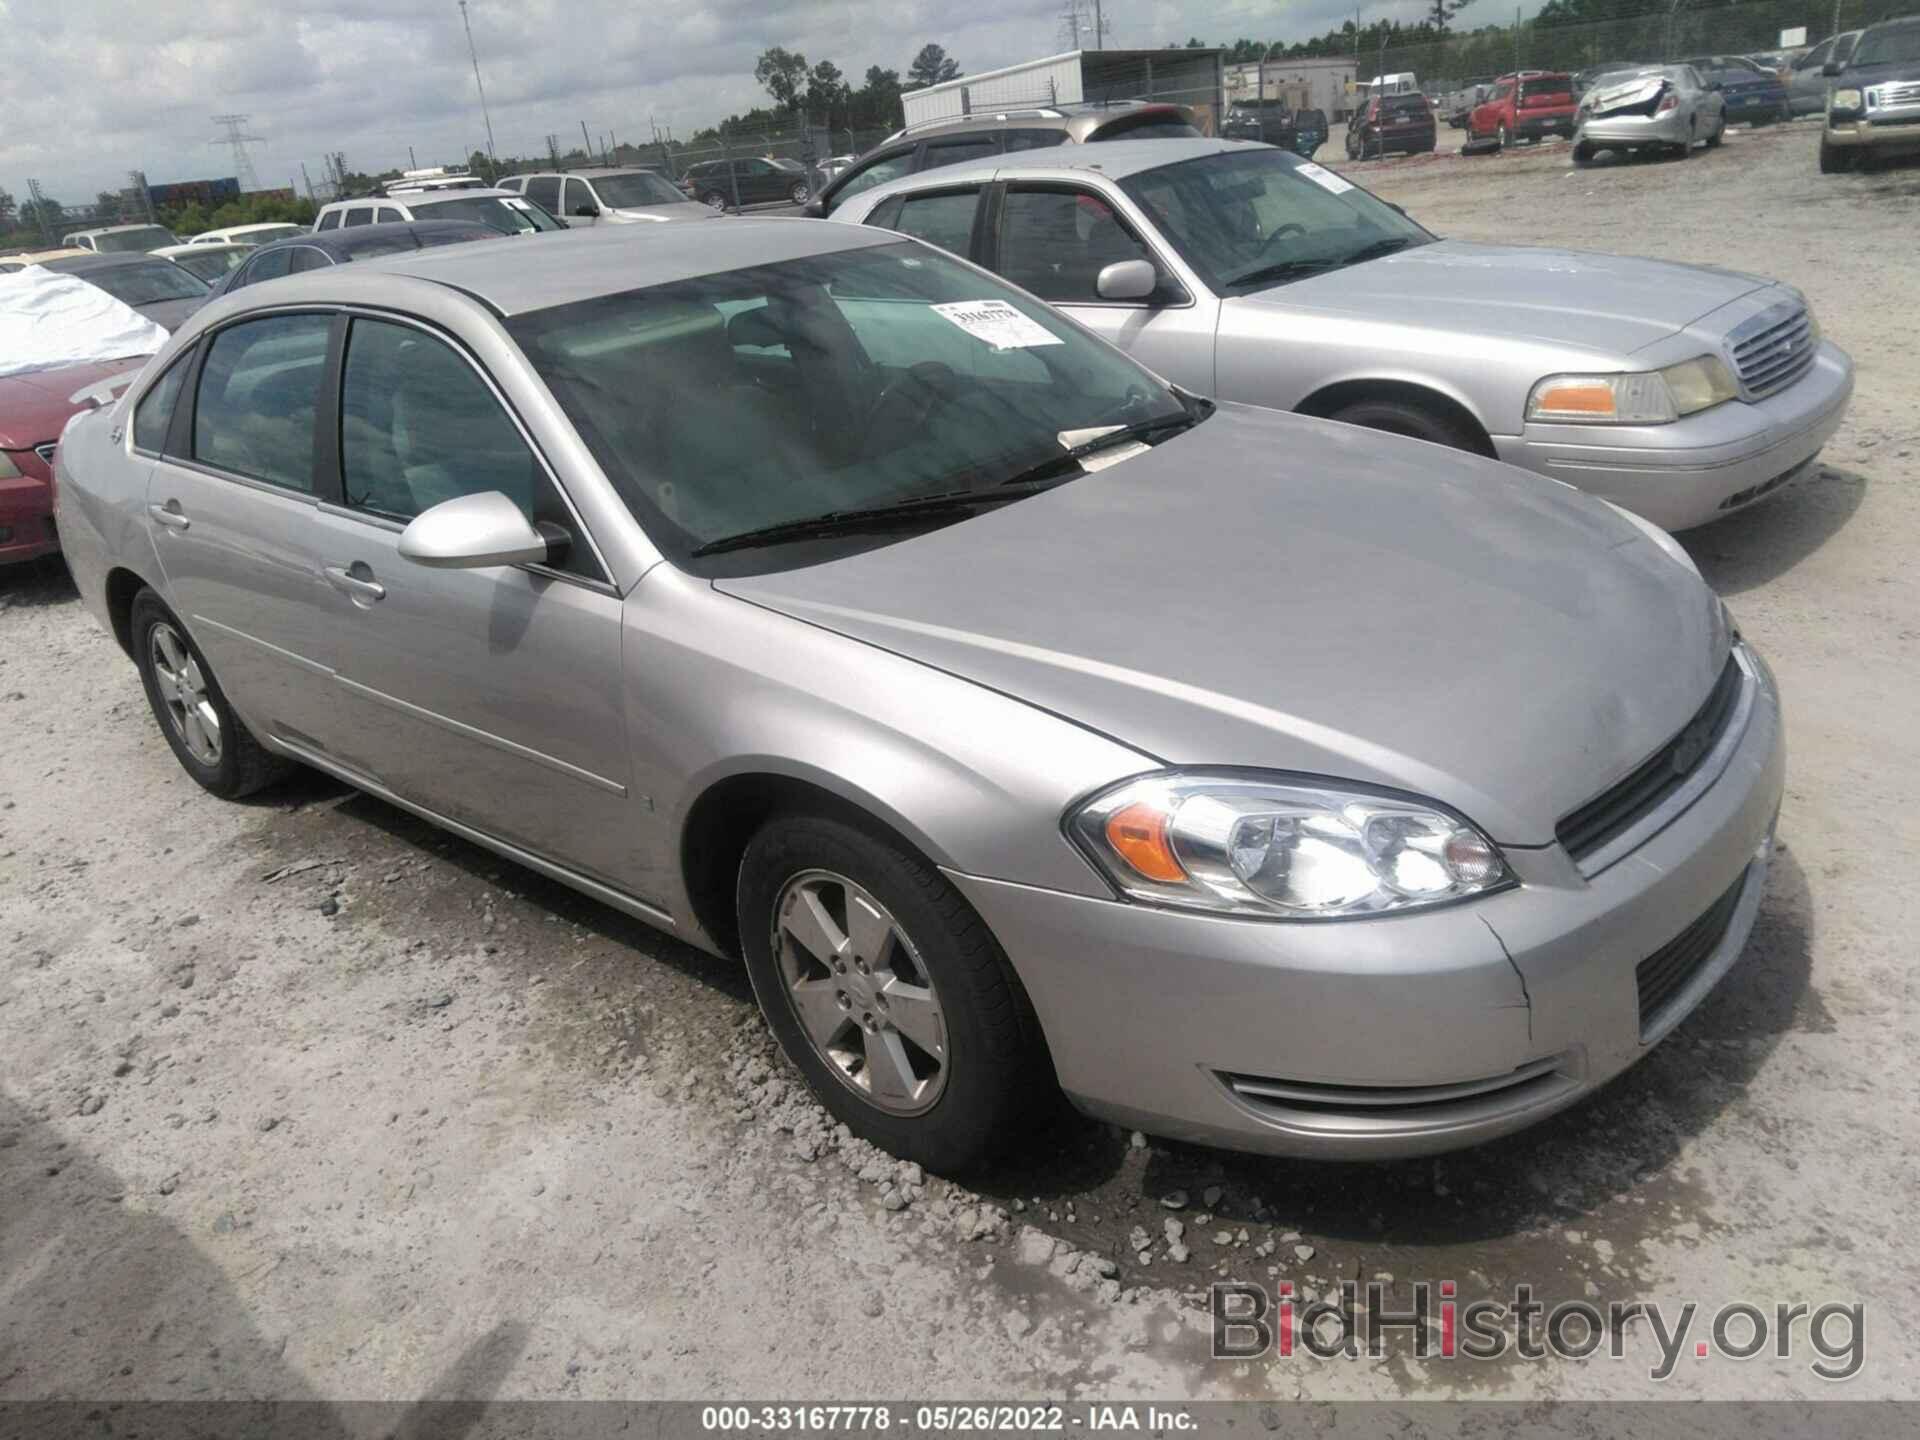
311,216,898,316
853,135,1248,198
40,252,175,272
155,242,249,257
251,219,503,258
66,224,170,238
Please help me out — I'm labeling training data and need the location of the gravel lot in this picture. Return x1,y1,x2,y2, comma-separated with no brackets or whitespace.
3,119,1917,1408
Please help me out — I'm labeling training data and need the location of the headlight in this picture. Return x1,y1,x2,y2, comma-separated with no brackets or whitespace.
1527,354,1738,426
1068,773,1512,920
1660,355,1739,416
1830,87,1864,114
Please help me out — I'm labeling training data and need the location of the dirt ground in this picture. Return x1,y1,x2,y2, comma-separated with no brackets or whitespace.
3,118,1917,1409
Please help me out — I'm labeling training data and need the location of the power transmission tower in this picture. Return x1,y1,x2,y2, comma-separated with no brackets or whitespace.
26,178,54,244
210,114,265,191
458,0,498,165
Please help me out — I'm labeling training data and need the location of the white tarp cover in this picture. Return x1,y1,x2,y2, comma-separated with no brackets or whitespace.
0,268,169,380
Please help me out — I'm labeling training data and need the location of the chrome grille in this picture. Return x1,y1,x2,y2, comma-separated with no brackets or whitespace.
1727,300,1815,399
33,442,57,466
1871,80,1920,108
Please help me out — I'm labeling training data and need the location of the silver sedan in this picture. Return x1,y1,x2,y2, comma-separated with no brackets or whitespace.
56,222,1782,1170
831,138,1848,532
1574,64,1728,162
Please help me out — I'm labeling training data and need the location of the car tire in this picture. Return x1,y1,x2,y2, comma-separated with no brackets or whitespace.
1819,139,1850,174
701,191,728,210
1572,139,1596,166
131,588,291,800
1327,396,1483,455
789,181,810,205
736,812,1046,1173
1705,118,1724,148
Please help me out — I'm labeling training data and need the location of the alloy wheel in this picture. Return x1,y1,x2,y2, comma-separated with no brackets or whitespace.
148,621,221,766
771,869,949,1116
790,182,809,205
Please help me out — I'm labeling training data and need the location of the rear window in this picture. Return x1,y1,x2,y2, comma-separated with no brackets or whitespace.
1519,77,1572,102
1092,114,1202,141
1382,95,1429,116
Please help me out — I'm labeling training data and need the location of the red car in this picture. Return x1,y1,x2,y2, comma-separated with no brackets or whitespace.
0,357,143,564
1468,71,1579,148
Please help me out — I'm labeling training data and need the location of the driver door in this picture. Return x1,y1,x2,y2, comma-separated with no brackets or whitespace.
986,182,1217,397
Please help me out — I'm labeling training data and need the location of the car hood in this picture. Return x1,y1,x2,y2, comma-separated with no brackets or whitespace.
1239,240,1772,358
609,202,723,222
135,296,209,331
717,404,1727,846
0,356,145,448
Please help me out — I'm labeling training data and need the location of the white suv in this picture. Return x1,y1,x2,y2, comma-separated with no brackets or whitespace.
312,187,564,236
498,168,714,225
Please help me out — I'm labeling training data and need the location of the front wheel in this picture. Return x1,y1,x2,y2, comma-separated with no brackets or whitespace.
737,814,1045,1172
131,589,291,799
1705,117,1725,148
1572,139,1596,166
789,181,810,205
1327,396,1482,455
701,190,728,211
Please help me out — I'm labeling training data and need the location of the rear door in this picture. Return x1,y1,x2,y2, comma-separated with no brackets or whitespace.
142,311,342,748
987,181,1214,394
302,312,641,891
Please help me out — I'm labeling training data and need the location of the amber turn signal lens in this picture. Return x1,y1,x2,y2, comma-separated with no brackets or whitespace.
1105,801,1186,883
1534,382,1616,416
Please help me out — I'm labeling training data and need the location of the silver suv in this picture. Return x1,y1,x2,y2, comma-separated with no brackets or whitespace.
313,188,565,236
498,169,714,224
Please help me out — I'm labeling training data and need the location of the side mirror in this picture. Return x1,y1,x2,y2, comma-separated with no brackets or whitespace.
398,491,565,569
573,204,599,217
1822,60,1843,77
1095,258,1159,302
1709,79,1724,91
802,197,828,219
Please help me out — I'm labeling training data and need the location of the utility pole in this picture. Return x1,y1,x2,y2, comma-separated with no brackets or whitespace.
300,162,316,201
408,145,418,169
458,0,498,165
1093,0,1104,49
26,178,53,244
581,119,593,161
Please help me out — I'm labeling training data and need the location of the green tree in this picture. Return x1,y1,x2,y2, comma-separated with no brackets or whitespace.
1427,0,1477,35
755,46,811,110
906,43,961,88
808,59,848,117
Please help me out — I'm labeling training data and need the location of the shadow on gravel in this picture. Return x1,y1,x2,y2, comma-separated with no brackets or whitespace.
0,555,77,609
1685,463,1867,596
0,1090,528,1423
973,848,1817,1309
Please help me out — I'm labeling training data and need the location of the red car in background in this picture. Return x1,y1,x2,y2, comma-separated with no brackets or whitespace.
1468,70,1579,148
1,357,143,564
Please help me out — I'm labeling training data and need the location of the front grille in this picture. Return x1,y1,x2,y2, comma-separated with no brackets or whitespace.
1728,302,1816,398
33,442,57,466
1221,1054,1572,1121
1557,655,1743,863
1872,81,1920,108
1636,877,1745,1032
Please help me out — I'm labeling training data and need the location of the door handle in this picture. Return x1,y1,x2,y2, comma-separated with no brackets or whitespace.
322,563,387,603
148,500,190,532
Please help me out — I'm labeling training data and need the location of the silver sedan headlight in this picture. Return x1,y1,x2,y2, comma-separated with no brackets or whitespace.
1069,773,1512,920
1527,354,1739,425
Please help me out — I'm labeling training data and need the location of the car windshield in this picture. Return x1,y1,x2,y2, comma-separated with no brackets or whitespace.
506,241,1192,573
411,196,565,233
1853,25,1920,65
591,172,687,208
92,226,177,254
171,248,247,282
1121,148,1431,294
77,260,209,303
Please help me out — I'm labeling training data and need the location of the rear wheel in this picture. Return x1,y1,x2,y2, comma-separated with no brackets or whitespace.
789,181,810,205
131,589,291,799
737,813,1045,1172
1327,396,1483,455
701,190,728,210
1705,117,1725,148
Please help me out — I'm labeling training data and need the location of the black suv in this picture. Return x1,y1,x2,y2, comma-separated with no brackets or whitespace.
1222,99,1295,145
1820,14,1920,173
805,101,1199,217
679,157,812,210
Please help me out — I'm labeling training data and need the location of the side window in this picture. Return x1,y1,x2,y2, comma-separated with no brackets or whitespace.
919,138,999,173
827,151,915,211
376,206,404,224
562,178,594,216
525,176,562,212
287,247,331,273
316,210,343,231
997,189,1159,305
889,189,981,258
133,353,190,454
342,207,373,228
1005,130,1069,153
192,314,332,492
742,159,773,176
239,246,293,288
338,318,595,578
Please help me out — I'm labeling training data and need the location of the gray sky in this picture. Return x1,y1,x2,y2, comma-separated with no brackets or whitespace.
4,0,1462,203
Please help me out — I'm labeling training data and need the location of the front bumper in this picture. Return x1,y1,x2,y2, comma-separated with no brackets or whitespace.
1825,104,1920,152
951,646,1784,1160
1577,108,1694,147
0,468,59,565
1492,340,1853,531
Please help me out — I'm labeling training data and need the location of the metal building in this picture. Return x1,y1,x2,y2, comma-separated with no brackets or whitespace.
901,48,1227,135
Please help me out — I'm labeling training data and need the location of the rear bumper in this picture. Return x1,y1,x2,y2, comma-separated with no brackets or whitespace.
952,649,1784,1160
0,469,59,564
1577,109,1694,147
1513,111,1577,139
1494,340,1853,531
1724,89,1789,119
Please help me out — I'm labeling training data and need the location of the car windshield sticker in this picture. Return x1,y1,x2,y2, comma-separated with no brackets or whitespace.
1294,162,1356,195
502,198,533,210
932,300,1063,350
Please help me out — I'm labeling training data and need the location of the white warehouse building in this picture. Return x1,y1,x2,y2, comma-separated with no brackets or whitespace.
901,48,1228,134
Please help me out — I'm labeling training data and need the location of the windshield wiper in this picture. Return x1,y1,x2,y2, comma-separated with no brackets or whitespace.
1338,235,1428,268
1227,236,1429,292
996,411,1201,487
689,488,1039,557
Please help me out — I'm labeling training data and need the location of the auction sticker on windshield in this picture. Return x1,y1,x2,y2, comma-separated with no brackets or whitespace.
1294,162,1355,194
933,300,1063,350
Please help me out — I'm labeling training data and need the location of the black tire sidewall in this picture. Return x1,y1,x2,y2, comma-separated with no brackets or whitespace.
736,814,1037,1172
131,591,247,798
1330,398,1476,452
